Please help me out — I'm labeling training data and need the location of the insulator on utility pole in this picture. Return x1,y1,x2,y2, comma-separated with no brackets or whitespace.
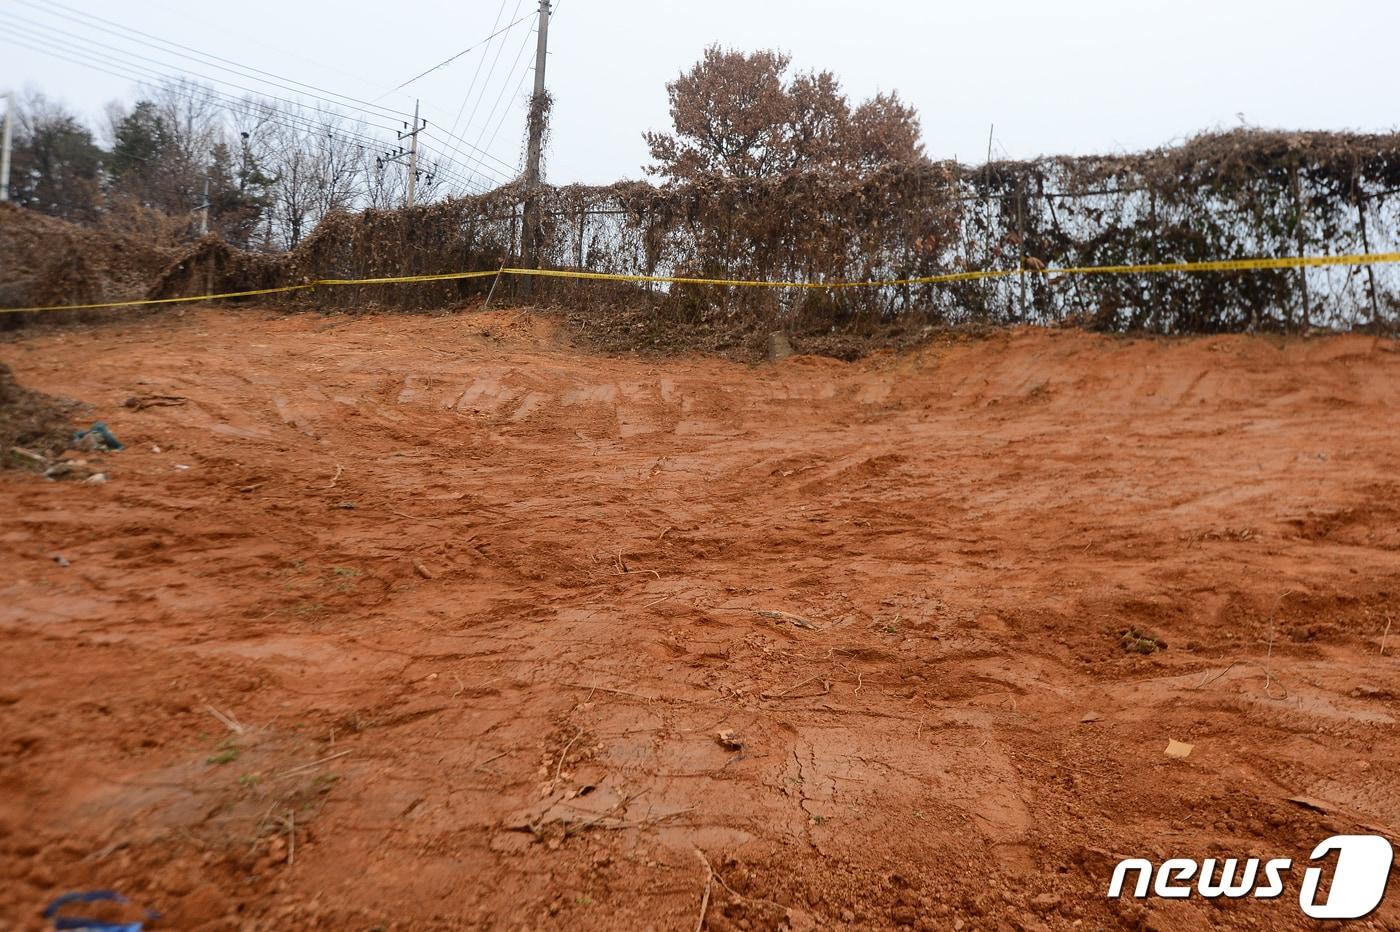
384,99,427,208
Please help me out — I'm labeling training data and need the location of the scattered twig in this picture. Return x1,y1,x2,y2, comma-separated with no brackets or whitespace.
558,806,695,837
474,749,510,772
553,727,584,789
761,674,829,699
286,810,295,866
322,464,344,490
250,800,282,853
1381,613,1393,656
693,848,789,914
10,446,48,466
1191,662,1239,690
275,749,351,779
412,559,436,580
755,609,820,631
693,849,713,932
1263,590,1291,700
643,594,671,609
1264,630,1277,694
207,705,245,735
83,840,130,863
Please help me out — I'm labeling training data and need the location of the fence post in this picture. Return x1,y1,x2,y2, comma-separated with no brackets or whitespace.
575,206,585,269
1355,178,1381,329
1292,167,1311,331
1017,179,1027,321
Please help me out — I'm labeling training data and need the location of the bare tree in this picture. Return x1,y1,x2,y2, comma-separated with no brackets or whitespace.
306,116,364,221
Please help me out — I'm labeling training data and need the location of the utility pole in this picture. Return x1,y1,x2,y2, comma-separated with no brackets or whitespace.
405,99,421,208
198,177,210,235
520,0,551,295
0,90,14,204
379,99,427,208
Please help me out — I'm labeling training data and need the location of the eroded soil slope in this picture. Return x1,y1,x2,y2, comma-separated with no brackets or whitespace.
1,310,1398,930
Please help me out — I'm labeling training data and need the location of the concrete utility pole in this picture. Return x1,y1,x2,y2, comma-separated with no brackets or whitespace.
0,91,14,204
380,99,428,208
520,0,551,292
406,99,421,208
198,177,210,235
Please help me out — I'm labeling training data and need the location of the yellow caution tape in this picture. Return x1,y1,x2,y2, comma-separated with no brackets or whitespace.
2,253,1397,314
0,269,501,314
506,251,1400,288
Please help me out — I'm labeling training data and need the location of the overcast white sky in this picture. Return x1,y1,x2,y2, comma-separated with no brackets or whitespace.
4,0,1396,192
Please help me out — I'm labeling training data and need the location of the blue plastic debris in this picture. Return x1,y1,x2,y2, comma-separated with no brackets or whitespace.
43,890,157,931
72,422,124,451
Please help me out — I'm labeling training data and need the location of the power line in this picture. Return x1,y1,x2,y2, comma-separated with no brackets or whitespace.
467,0,564,199
16,0,523,185
484,57,535,172
436,0,511,161
17,0,416,123
3,20,506,190
19,0,523,180
440,1,527,175
377,8,532,97
445,50,535,198
0,31,490,196
440,20,535,196
7,15,397,134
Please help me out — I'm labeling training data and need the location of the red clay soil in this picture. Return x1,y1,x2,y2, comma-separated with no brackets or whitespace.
1,310,1398,932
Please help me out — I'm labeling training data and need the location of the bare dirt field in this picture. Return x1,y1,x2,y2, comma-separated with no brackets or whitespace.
1,308,1398,931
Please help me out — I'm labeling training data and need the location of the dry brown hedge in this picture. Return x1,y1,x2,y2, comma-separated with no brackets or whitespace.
9,129,1398,342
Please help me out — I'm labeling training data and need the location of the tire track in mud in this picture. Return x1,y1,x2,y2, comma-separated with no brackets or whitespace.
2,312,1399,929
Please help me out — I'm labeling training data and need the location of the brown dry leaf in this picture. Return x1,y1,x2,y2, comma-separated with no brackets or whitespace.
716,729,744,751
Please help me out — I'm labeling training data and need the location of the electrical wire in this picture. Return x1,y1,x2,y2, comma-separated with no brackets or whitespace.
378,6,532,97
13,0,526,176
2,20,506,190
451,0,524,145
440,21,535,195
0,31,491,196
482,57,535,175
17,0,524,182
467,0,563,195
437,1,527,178
5,0,542,197
7,16,398,134
435,0,511,160
17,0,416,122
